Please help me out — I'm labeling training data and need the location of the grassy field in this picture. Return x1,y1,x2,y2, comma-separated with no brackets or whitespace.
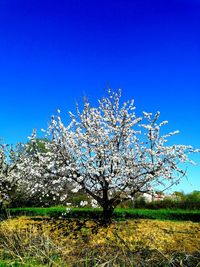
0,215,199,266
4,206,200,222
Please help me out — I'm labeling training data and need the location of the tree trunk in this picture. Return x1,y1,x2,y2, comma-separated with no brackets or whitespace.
102,205,114,225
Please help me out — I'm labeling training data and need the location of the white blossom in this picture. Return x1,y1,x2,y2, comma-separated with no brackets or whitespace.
80,200,88,207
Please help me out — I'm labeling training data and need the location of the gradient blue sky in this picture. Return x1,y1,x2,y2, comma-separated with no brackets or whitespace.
0,0,199,193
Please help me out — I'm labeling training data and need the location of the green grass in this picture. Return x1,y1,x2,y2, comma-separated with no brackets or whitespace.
0,260,48,267
3,207,200,222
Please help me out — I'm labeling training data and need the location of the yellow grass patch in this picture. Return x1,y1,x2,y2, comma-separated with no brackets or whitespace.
1,217,199,253
0,217,199,266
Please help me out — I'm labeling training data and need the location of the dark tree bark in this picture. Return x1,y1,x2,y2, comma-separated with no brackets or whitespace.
102,205,114,225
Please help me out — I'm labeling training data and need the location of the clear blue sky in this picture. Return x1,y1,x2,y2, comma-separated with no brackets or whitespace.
0,0,199,193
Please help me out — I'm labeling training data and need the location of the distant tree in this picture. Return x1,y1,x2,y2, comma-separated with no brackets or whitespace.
185,191,200,208
0,144,22,207
16,90,199,221
187,190,200,200
0,139,60,208
13,137,74,206
172,191,186,201
0,144,9,207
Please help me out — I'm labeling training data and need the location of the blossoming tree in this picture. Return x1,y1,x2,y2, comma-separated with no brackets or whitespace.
0,144,8,207
18,90,198,221
0,144,20,207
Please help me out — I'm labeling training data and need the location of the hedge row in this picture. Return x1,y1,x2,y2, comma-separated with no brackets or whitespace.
1,207,200,222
